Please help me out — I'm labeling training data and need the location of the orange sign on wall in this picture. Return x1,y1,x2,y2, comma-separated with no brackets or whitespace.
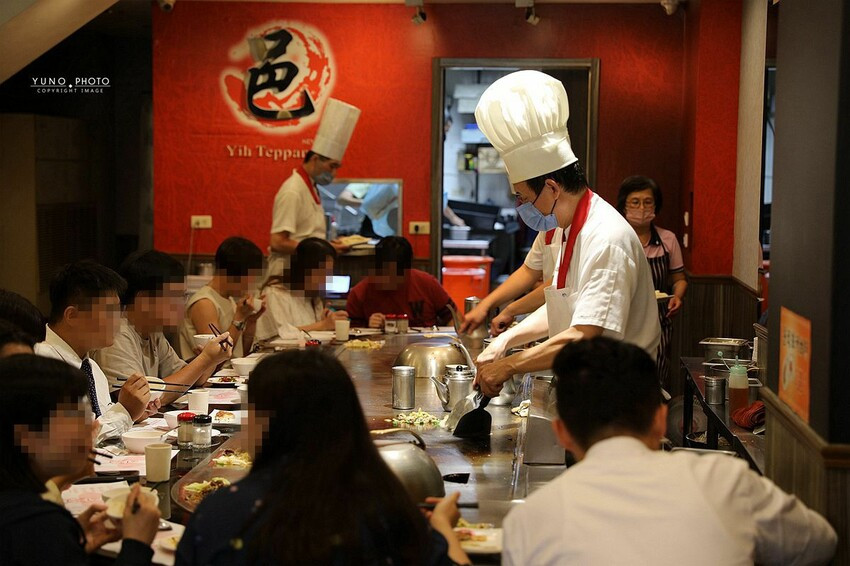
779,306,811,423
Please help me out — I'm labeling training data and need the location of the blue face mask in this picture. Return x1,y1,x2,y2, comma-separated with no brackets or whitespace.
516,191,559,232
314,171,334,186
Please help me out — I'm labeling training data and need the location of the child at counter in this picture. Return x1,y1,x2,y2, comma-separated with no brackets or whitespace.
345,236,455,329
501,337,837,565
255,238,348,339
93,250,232,406
0,355,160,565
178,236,266,359
176,350,470,565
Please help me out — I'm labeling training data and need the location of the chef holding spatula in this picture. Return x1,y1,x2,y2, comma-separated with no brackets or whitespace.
472,71,661,398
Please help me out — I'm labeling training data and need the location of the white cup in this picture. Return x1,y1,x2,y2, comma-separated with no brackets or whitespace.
335,319,350,342
188,389,209,414
144,442,172,482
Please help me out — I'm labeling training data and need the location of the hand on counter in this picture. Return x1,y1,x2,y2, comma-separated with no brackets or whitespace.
368,313,385,329
489,311,515,336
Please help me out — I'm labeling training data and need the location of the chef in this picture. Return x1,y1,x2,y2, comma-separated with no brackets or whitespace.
474,70,661,397
266,98,361,280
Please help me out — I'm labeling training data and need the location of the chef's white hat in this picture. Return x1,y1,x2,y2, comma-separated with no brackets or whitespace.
474,71,577,184
311,98,361,162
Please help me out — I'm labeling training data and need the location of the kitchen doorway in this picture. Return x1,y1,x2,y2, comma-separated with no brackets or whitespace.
429,59,599,308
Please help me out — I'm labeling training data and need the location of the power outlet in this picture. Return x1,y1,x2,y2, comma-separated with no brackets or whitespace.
409,221,431,235
191,215,212,229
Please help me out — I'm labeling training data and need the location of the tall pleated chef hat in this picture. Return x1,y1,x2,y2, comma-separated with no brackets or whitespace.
311,98,361,162
474,71,577,184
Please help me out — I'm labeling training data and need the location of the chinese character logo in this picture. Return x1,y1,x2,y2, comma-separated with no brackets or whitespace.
221,21,334,134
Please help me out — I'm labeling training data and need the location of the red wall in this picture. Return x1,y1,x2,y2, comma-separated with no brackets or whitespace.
680,0,742,275
152,2,687,260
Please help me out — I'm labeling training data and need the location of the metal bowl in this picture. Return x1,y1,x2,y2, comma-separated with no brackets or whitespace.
393,339,469,379
372,429,445,502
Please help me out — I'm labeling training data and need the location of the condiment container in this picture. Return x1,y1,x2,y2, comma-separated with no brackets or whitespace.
397,314,409,334
704,376,726,405
385,314,398,334
392,366,416,410
177,412,196,449
192,414,212,449
728,361,749,414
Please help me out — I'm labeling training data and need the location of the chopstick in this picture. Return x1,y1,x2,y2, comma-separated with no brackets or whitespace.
209,323,235,350
417,502,479,510
110,385,193,394
91,449,113,459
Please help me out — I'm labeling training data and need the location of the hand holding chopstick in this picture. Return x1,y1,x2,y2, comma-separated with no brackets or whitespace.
208,323,235,351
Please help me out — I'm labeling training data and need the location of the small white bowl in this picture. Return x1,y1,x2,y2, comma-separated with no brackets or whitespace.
122,430,164,454
163,409,187,429
231,357,259,376
237,384,248,405
145,376,167,402
101,486,159,504
193,334,215,349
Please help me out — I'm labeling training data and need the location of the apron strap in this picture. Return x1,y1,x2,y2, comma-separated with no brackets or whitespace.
556,190,594,290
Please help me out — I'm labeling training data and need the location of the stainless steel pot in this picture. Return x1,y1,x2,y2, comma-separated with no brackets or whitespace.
371,428,445,502
393,339,474,379
699,338,751,363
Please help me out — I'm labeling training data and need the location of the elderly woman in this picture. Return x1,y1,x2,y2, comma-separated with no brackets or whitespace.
617,176,688,385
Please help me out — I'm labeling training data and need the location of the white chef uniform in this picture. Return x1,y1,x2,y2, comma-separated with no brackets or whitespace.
524,227,562,283
267,99,361,279
475,70,659,357
35,325,133,445
503,436,837,566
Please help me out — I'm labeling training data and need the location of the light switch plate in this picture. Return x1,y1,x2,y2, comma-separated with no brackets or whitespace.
409,221,431,235
191,215,212,229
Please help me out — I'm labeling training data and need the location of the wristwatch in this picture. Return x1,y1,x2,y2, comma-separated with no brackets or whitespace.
232,319,247,331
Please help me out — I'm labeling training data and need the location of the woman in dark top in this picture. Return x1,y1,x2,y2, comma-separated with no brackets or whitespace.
0,355,160,565
177,350,470,565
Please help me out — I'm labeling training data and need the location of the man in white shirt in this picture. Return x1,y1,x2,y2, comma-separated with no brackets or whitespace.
267,98,361,279
473,71,660,396
502,337,837,566
34,261,150,444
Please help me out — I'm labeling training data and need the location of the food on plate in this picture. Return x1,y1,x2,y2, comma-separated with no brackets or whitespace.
457,518,494,529
214,376,239,383
213,410,236,423
337,234,370,247
183,477,231,504
454,529,489,542
212,449,252,468
344,339,385,350
158,534,182,552
385,409,441,427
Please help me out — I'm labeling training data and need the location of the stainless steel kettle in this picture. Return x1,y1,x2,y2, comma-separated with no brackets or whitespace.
429,364,475,411
371,428,445,502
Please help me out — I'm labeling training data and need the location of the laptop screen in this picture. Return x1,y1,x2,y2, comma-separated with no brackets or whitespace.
325,275,351,295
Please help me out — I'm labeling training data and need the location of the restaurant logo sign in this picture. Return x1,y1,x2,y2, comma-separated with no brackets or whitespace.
30,76,110,94
220,21,335,134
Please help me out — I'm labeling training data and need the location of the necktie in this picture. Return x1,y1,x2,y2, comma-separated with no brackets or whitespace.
80,358,102,418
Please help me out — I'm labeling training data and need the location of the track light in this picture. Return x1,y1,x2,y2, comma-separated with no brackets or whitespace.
525,6,540,25
412,7,427,25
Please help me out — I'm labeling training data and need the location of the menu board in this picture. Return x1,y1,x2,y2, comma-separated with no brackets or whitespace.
779,307,811,423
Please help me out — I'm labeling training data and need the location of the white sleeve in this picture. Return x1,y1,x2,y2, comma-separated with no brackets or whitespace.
501,507,525,566
570,245,635,337
747,473,837,565
524,232,545,271
95,404,133,444
271,187,300,235
255,290,301,340
499,304,550,349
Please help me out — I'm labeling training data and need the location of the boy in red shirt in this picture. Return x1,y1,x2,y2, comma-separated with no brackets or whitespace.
346,237,455,328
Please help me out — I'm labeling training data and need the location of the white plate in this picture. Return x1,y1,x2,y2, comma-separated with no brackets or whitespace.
213,368,240,377
157,534,182,552
209,409,246,425
206,376,246,387
165,428,221,440
454,528,502,555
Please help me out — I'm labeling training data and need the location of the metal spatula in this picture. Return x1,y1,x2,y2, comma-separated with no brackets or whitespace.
451,391,492,438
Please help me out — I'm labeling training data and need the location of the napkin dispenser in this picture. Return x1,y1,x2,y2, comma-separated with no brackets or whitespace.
519,374,566,465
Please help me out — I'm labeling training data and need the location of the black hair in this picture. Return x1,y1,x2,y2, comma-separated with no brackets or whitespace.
525,161,589,196
303,150,332,164
214,237,264,278
375,236,413,275
0,355,88,492
47,260,127,324
616,175,663,215
0,289,46,342
118,250,185,306
553,337,662,450
0,320,35,353
243,350,429,563
264,238,336,292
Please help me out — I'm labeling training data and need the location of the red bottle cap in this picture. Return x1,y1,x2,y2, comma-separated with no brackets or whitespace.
178,412,196,422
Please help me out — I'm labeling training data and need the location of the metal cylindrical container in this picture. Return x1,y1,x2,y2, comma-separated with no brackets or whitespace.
704,376,727,405
464,297,481,314
392,366,416,409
